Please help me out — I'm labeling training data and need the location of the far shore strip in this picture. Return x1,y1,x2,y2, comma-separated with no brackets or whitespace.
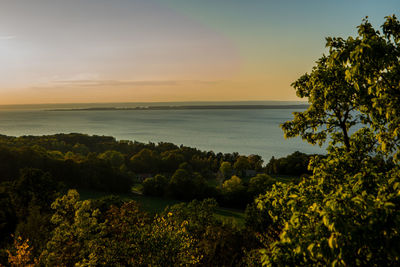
46,104,309,111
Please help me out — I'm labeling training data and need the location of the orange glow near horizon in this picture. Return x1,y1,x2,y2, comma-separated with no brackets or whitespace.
0,1,396,105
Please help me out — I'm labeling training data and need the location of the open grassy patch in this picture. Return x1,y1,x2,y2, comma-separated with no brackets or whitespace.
78,189,245,227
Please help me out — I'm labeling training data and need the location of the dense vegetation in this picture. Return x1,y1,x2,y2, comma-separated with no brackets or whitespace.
0,131,304,265
258,15,400,265
0,15,399,266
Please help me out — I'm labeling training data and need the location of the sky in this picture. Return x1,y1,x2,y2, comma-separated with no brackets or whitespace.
0,0,398,104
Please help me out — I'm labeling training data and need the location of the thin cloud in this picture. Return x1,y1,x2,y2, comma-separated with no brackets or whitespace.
0,35,16,40
51,80,221,88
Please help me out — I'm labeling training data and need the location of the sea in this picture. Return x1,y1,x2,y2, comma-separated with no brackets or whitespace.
0,101,325,162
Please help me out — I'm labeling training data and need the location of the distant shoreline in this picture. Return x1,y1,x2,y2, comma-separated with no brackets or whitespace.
46,104,309,111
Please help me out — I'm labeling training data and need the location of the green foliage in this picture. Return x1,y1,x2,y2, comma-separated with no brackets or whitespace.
0,187,16,249
72,143,90,156
142,174,168,196
160,149,185,172
233,156,251,177
248,154,264,172
0,132,277,265
222,176,249,208
222,175,245,194
256,15,400,266
164,199,257,266
266,151,312,176
41,190,202,266
245,202,272,234
10,169,62,218
98,150,125,168
130,148,161,173
168,168,208,200
219,161,233,180
327,15,400,160
40,190,100,266
257,154,400,266
248,174,275,197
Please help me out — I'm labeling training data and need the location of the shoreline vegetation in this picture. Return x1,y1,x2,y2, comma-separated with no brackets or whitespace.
45,104,309,111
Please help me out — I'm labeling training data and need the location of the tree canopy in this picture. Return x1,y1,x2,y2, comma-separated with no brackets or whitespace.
257,15,400,266
282,15,400,158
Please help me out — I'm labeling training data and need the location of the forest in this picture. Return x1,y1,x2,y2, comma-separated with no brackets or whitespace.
0,131,310,265
0,15,399,266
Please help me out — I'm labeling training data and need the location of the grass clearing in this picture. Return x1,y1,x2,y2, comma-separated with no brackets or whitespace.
78,189,245,227
272,175,300,183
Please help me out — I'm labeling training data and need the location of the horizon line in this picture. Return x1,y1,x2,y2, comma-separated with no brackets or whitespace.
0,99,307,107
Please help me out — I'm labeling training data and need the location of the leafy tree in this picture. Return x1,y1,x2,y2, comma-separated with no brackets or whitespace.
233,156,251,177
247,174,275,197
164,199,255,266
141,213,202,266
40,190,101,266
98,150,125,168
6,236,38,267
178,162,193,173
130,148,160,173
329,15,400,159
10,168,62,220
265,151,311,176
244,202,272,234
248,154,264,172
168,168,194,200
219,161,233,180
256,16,400,266
72,143,90,156
282,15,400,158
222,176,248,208
222,175,245,194
160,150,185,172
42,191,201,266
87,201,151,266
142,174,168,196
167,169,208,200
0,187,16,251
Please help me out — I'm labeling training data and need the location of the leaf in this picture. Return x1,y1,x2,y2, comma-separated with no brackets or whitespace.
328,234,337,249
307,243,315,256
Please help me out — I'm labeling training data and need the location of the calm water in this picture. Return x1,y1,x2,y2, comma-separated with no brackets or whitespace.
0,102,325,162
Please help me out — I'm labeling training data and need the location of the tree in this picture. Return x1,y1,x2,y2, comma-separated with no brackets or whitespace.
221,175,248,208
72,143,89,156
265,151,311,176
247,174,275,197
40,190,101,266
281,46,362,152
168,169,194,200
164,199,252,266
233,156,250,177
142,174,168,196
281,15,400,158
256,16,400,266
98,150,125,168
222,175,244,194
332,16,400,158
219,161,233,180
130,148,160,173
42,191,201,266
7,236,38,267
160,150,184,172
248,154,264,172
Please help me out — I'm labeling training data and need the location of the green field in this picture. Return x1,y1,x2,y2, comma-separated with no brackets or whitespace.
77,174,300,228
79,189,245,227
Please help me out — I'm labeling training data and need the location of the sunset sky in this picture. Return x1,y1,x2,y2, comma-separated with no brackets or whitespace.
0,0,398,104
